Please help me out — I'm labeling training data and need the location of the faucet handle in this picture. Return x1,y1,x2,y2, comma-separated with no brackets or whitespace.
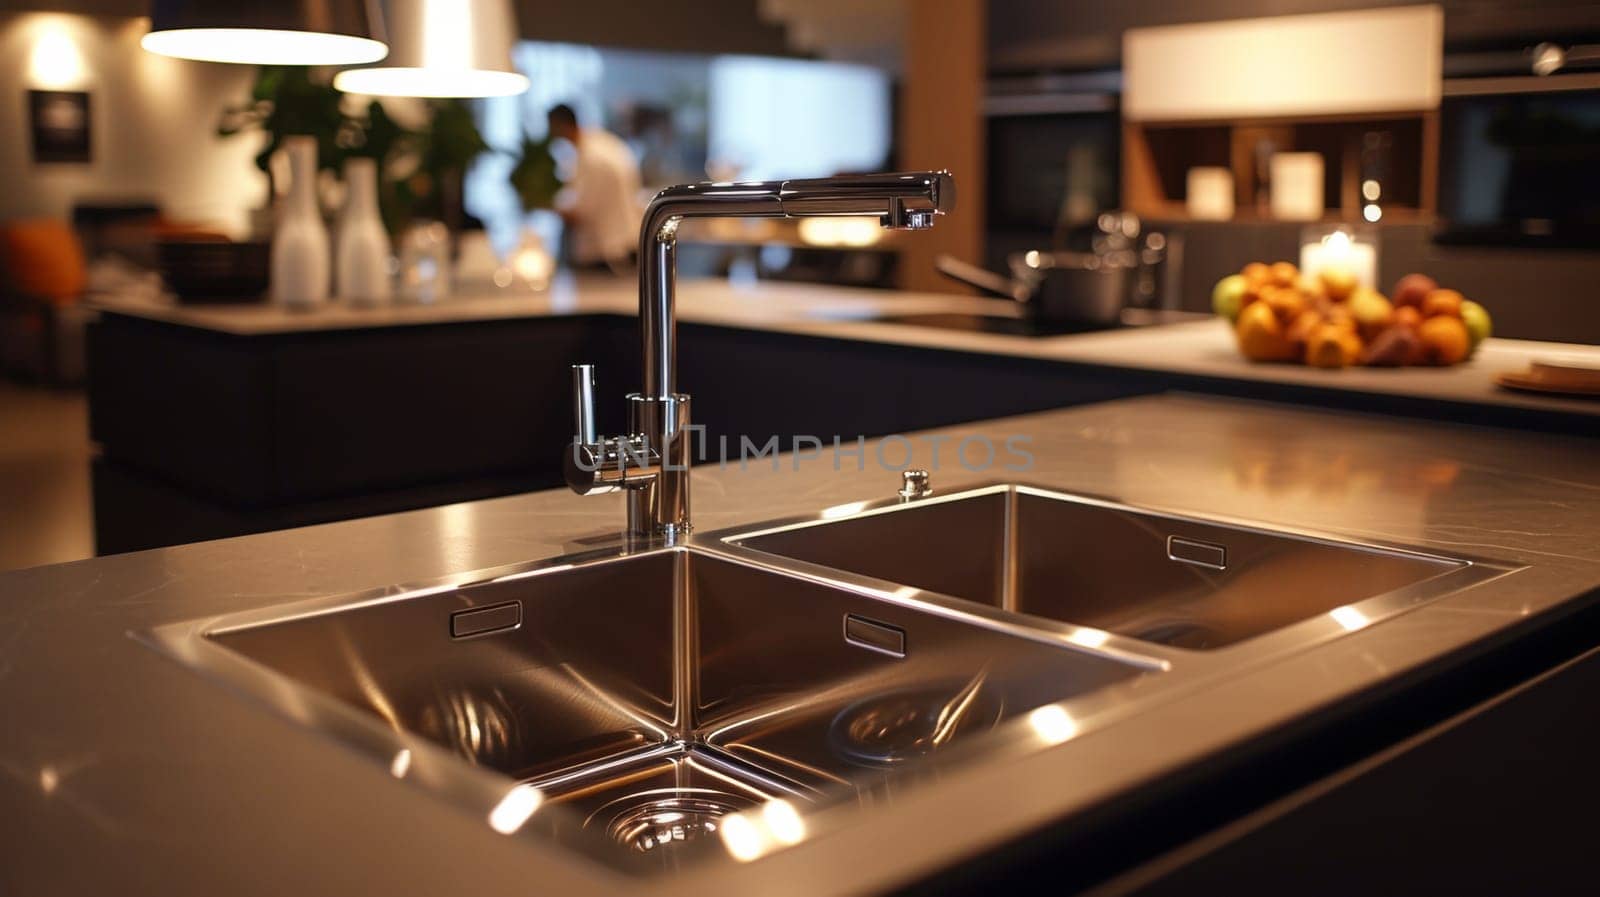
572,364,598,444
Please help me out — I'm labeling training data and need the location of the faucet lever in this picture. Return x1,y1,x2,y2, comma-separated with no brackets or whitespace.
572,364,598,445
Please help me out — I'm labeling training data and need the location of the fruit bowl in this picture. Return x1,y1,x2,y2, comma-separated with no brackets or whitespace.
1213,265,1491,368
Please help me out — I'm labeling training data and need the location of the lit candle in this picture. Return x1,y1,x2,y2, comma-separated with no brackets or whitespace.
1299,229,1377,291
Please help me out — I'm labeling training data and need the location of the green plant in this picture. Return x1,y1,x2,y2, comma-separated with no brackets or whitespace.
350,98,414,167
419,99,490,177
509,134,563,211
216,66,361,187
219,73,492,235
397,99,491,230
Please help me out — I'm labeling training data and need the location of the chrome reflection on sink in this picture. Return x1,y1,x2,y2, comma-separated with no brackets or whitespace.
828,675,1004,767
142,544,1150,876
727,484,1509,654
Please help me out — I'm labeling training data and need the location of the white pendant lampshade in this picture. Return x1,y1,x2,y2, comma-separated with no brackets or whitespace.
141,0,389,66
333,0,529,98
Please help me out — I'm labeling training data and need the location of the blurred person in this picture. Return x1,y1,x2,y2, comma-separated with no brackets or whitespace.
547,103,643,269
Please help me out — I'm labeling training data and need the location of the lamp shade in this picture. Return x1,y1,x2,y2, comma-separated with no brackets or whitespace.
142,0,388,66
333,0,528,98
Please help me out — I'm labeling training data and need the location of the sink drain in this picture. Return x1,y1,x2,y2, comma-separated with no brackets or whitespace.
829,679,1002,767
594,789,757,854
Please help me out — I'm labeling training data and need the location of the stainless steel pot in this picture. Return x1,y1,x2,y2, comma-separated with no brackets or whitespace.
936,250,1135,325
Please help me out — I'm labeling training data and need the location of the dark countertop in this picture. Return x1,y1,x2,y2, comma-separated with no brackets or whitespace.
3,394,1599,895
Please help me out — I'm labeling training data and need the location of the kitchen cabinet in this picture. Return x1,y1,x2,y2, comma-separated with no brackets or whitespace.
87,312,1149,552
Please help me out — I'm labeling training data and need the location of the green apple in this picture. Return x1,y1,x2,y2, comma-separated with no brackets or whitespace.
1212,274,1248,323
1461,300,1492,353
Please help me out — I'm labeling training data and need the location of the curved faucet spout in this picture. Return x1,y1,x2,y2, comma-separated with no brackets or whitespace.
638,170,955,399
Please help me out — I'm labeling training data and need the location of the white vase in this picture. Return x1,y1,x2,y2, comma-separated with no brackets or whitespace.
335,157,393,306
271,136,330,309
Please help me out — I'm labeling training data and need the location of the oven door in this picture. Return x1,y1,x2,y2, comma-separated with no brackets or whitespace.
985,90,1122,268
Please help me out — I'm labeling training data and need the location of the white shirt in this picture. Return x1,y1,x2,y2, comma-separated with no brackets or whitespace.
564,128,643,264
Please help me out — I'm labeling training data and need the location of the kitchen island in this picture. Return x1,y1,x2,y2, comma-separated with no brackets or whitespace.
85,277,1599,553
93,275,1600,425
3,394,1599,896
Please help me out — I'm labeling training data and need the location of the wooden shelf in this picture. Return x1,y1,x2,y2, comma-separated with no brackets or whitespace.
1123,111,1439,225
1136,202,1434,227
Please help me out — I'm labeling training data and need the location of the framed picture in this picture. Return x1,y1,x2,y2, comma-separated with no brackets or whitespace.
29,89,91,164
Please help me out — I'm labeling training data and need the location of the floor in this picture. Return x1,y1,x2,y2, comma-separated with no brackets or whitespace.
0,379,94,573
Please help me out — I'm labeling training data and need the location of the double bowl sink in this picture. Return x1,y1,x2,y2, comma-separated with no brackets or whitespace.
144,483,1508,877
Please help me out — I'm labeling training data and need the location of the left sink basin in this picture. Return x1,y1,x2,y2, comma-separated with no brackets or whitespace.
144,546,1150,875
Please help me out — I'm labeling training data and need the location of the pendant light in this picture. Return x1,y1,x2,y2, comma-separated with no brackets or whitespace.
141,0,389,66
333,0,529,98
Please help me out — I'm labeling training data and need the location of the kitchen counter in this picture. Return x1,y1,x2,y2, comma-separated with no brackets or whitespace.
4,394,1599,896
91,276,1600,425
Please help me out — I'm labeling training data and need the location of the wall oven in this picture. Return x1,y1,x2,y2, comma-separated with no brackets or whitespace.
984,71,1122,268
1436,71,1600,248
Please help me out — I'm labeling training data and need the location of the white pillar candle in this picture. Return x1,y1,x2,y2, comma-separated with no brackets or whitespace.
1186,167,1235,220
1299,229,1377,290
1270,152,1325,221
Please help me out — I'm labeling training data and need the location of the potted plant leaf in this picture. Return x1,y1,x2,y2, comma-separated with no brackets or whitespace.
509,133,564,212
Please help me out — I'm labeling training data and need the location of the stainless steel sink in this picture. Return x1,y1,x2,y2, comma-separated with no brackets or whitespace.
145,546,1149,875
142,483,1511,878
727,484,1497,652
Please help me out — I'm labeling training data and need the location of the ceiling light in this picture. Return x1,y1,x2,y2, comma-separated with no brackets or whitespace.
141,1,387,66
333,0,529,98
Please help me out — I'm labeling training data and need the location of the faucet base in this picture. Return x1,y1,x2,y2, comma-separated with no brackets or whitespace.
627,393,692,537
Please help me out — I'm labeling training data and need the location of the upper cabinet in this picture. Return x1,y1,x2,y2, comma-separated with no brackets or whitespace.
1122,5,1444,123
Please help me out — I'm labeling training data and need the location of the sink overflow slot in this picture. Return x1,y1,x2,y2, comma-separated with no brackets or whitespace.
1167,536,1227,571
450,601,523,639
844,614,906,658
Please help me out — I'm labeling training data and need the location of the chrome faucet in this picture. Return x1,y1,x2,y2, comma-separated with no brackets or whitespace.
564,171,956,539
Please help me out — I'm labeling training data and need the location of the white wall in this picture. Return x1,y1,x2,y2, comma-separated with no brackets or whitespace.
0,13,267,237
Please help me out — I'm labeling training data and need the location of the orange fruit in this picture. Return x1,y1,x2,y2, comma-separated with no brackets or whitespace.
1287,309,1325,349
1263,286,1307,323
1419,315,1471,365
1236,300,1296,362
1242,262,1271,290
1305,323,1361,368
1422,288,1464,319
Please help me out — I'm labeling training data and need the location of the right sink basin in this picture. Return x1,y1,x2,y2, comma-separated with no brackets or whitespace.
729,484,1490,652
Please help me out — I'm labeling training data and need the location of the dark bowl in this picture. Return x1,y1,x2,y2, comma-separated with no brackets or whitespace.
157,240,270,304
